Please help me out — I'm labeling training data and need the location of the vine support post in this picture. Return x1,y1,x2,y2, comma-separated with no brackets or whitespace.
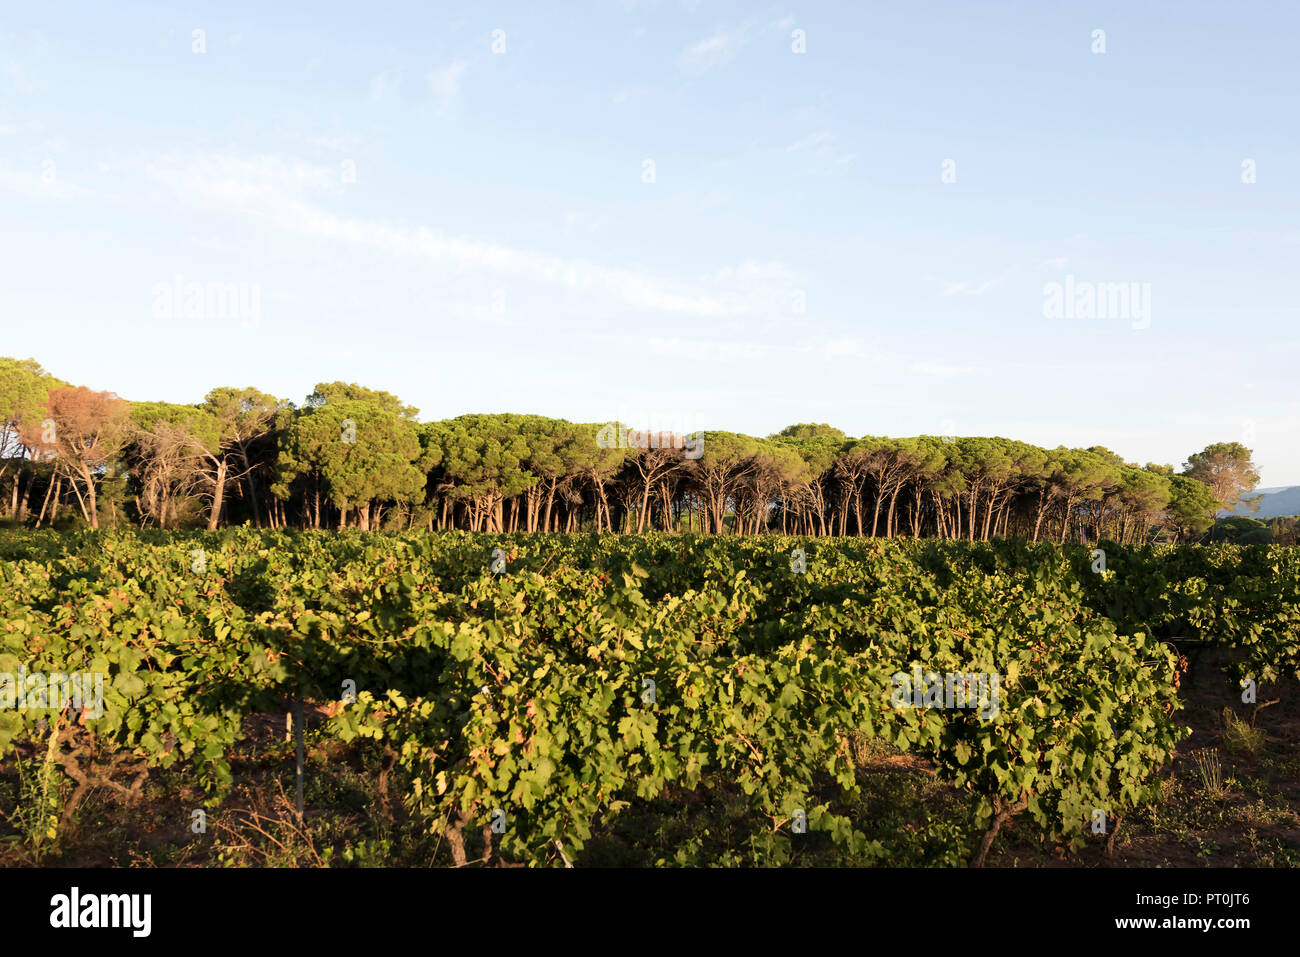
294,695,304,820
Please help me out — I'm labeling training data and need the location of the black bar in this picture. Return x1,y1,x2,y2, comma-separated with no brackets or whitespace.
7,866,1289,944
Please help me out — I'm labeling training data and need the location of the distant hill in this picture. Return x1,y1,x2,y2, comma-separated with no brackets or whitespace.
1221,486,1300,519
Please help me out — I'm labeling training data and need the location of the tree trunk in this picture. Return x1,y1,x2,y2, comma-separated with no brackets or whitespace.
84,477,98,529
69,468,93,526
36,475,57,527
18,470,34,522
971,794,1028,868
886,484,903,538
1059,495,1075,543
207,459,228,531
1031,494,1048,543
542,478,557,532
241,446,263,527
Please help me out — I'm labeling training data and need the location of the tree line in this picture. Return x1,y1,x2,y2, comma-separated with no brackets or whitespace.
0,356,1263,543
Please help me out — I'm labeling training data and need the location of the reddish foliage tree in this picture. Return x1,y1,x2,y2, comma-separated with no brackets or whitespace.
25,386,130,529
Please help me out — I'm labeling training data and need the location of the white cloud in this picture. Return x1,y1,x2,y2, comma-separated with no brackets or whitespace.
924,266,1016,297
426,59,469,114
299,131,362,152
704,260,794,284
678,17,799,75
645,333,876,364
562,208,614,234
147,153,343,203
647,337,766,362
786,131,832,153
145,152,788,319
910,361,975,378
0,111,43,137
4,62,34,94
678,22,754,73
369,66,403,101
815,337,872,359
1037,256,1069,272
785,129,855,171
0,163,87,202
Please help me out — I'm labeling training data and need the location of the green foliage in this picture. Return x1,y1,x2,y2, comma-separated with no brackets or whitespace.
12,530,1295,865
1190,748,1227,800
0,355,1272,546
1212,517,1272,545
774,423,847,441
275,402,426,521
1220,707,1266,756
0,357,54,456
306,382,418,420
1167,475,1220,541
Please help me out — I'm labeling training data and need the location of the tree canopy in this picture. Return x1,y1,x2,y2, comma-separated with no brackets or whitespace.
0,355,1275,544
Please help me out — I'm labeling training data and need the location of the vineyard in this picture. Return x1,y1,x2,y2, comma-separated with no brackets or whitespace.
2,530,1298,867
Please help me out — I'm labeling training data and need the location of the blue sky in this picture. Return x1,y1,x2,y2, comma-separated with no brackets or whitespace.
3,0,1298,483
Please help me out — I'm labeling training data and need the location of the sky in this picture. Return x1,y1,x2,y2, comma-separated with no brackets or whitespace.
2,0,1298,484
